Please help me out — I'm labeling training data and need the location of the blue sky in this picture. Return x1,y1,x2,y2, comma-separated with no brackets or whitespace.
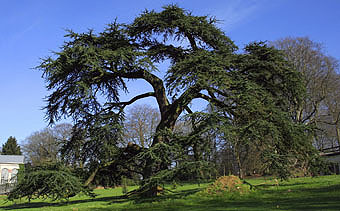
1,0,339,145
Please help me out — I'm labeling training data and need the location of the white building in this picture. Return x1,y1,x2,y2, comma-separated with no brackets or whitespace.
0,155,24,184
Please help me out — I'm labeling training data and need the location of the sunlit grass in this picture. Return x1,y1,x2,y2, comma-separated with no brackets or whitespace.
0,175,339,210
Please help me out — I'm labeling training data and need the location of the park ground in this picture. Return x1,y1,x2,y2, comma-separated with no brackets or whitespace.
0,175,339,211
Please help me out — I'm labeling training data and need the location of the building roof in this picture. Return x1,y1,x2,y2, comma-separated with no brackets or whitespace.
0,155,24,164
321,151,340,157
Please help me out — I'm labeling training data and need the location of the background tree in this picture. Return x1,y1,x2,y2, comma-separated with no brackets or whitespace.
124,104,160,148
200,42,309,178
37,5,310,196
271,37,340,150
1,136,22,155
321,75,340,148
22,123,72,165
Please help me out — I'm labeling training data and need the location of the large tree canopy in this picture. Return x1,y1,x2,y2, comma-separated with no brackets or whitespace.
37,5,311,196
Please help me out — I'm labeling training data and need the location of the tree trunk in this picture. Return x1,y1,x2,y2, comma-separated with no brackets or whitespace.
140,155,161,197
137,73,200,197
234,143,244,179
139,114,179,197
236,155,244,179
296,105,303,123
84,167,99,187
336,126,340,147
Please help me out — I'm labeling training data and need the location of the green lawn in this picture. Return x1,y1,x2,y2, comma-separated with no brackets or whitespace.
0,175,339,210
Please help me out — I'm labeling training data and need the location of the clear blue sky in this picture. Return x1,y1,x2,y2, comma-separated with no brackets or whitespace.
1,0,339,145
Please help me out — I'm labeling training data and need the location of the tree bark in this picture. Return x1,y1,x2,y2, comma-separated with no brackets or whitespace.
336,126,340,147
84,167,99,187
234,143,244,179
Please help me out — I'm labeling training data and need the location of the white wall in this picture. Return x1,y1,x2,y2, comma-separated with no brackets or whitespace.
0,164,20,184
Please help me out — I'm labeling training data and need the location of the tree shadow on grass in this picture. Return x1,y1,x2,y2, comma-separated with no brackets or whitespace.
0,188,204,210
255,182,309,189
244,183,340,211
123,187,204,204
120,185,340,211
3,184,339,211
300,184,340,193
122,198,339,211
0,195,129,210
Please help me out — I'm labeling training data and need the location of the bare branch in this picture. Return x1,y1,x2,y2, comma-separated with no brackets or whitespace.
105,92,155,112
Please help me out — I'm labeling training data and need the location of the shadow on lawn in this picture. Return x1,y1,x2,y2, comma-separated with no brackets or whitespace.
129,187,204,204
0,188,204,210
255,182,309,189
119,184,340,211
0,195,129,210
2,184,339,211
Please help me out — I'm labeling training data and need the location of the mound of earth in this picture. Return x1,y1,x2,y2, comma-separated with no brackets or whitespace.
204,175,246,195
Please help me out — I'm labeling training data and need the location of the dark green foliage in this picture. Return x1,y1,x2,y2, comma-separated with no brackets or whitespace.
2,136,22,155
134,129,214,193
231,44,307,178
60,113,143,188
198,42,315,179
60,114,123,167
307,152,331,176
8,163,94,201
37,5,313,196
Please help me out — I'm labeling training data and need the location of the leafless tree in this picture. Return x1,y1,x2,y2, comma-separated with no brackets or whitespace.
124,104,160,148
271,37,340,148
319,73,340,147
22,123,72,165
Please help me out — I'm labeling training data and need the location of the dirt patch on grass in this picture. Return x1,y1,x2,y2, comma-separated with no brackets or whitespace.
203,175,249,195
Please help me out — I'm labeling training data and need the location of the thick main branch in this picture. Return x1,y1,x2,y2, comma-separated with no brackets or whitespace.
111,71,170,114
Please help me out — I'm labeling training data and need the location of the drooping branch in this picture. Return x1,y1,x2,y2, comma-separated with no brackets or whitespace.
184,106,194,114
195,92,236,118
196,93,219,106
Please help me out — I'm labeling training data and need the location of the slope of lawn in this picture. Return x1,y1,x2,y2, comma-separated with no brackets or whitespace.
0,175,339,211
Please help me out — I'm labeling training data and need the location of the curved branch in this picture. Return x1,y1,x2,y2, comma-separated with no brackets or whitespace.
105,92,155,112
110,70,169,114
124,92,155,106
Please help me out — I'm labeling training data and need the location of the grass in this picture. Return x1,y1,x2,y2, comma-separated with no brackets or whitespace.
0,175,339,210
